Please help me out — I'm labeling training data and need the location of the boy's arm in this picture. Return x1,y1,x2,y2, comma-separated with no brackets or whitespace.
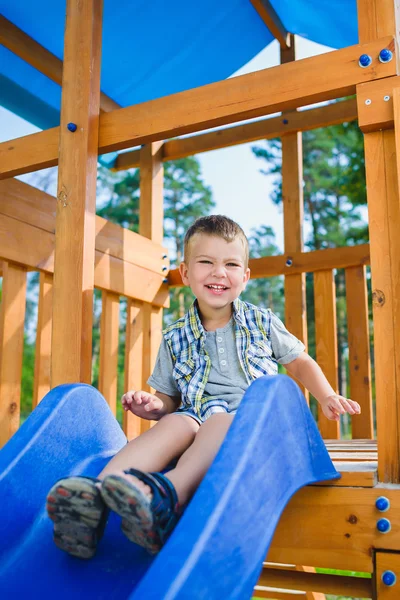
122,390,181,420
284,352,361,421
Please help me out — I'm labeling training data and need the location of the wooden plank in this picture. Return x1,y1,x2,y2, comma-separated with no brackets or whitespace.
51,0,103,386
269,486,400,573
345,266,374,438
357,76,400,133
168,244,371,286
254,589,306,599
313,462,377,487
139,143,165,434
123,300,144,440
280,37,308,403
0,15,119,113
113,100,358,171
0,213,169,307
33,272,53,408
375,551,400,598
0,262,27,446
250,0,290,48
314,270,340,439
257,568,372,598
98,291,120,415
0,37,395,178
364,130,400,483
357,0,400,483
329,452,377,460
0,178,169,276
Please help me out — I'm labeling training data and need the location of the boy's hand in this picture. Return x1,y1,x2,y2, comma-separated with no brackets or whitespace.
121,390,164,419
320,394,361,421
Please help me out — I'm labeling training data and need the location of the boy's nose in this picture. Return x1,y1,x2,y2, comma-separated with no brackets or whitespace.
212,265,226,277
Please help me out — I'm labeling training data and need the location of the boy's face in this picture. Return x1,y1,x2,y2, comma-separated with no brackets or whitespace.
179,234,250,313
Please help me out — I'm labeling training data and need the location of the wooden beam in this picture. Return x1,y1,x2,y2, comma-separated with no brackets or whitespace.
345,266,374,439
123,300,144,440
375,551,400,599
33,272,53,408
113,99,358,171
258,568,372,598
168,244,370,287
357,76,400,133
139,142,165,434
314,270,340,439
269,485,400,573
51,0,103,386
0,262,27,447
0,37,395,179
0,178,169,277
250,0,290,49
99,291,120,414
0,15,119,113
357,0,400,483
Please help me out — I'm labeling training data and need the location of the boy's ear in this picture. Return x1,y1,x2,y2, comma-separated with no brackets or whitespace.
243,267,251,285
179,262,189,286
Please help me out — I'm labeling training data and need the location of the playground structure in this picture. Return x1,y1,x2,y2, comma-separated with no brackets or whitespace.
0,0,400,598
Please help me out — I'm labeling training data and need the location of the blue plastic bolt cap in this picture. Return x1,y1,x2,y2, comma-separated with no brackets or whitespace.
382,570,397,586
359,54,372,68
282,119,289,125
376,496,390,512
379,49,393,63
377,518,391,533
67,122,77,132
163,278,168,284
286,259,293,267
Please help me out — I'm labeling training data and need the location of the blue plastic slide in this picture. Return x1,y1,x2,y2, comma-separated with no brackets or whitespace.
0,376,339,599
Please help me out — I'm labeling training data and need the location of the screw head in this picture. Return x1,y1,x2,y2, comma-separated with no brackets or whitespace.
384,95,391,102
365,99,372,105
376,496,390,512
162,266,168,272
382,570,397,586
379,48,393,63
377,518,391,533
162,254,168,259
67,122,77,132
163,278,168,284
359,54,372,68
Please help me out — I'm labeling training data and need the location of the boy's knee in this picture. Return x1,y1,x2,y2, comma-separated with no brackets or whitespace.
162,412,200,435
201,412,234,428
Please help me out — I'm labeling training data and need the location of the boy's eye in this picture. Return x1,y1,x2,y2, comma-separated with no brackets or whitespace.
227,262,240,267
199,260,212,264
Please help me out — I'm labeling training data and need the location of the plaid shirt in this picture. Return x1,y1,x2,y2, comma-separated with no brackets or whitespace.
163,298,278,421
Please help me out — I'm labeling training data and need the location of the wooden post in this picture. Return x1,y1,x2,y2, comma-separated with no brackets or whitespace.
138,142,165,433
98,291,120,415
123,300,144,440
51,0,102,386
357,0,400,482
33,272,53,408
281,37,308,397
0,261,27,446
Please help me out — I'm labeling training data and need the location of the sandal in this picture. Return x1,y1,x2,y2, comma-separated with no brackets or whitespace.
101,469,182,554
46,476,108,559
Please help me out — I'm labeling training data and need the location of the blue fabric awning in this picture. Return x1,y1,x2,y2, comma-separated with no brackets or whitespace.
0,1,358,131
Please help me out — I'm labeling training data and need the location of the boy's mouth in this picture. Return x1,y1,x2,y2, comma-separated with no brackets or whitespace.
205,284,229,293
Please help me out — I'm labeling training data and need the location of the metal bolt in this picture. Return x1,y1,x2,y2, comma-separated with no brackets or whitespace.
384,95,391,102
377,518,391,533
376,496,390,512
359,54,372,68
67,122,77,132
365,99,372,106
379,48,393,63
382,571,397,586
286,258,293,267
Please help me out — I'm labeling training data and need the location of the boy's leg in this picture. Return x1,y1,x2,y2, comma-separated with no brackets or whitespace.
166,413,234,504
98,413,199,495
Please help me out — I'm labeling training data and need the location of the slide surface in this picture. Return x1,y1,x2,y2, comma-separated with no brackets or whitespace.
0,376,339,599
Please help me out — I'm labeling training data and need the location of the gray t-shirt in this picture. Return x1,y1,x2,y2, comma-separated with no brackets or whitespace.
147,312,305,413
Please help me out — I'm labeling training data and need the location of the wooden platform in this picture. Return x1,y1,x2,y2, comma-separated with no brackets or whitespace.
316,439,378,487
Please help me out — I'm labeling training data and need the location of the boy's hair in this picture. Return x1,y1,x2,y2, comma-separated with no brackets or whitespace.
184,215,249,266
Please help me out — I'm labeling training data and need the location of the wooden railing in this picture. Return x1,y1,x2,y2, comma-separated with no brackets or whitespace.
0,177,374,446
0,177,169,446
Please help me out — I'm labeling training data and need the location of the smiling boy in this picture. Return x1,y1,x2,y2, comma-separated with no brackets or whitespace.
47,215,360,558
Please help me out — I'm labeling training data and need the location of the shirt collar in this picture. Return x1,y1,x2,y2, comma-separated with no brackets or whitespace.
185,298,247,341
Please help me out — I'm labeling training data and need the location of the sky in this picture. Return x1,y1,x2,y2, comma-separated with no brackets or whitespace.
0,36,332,252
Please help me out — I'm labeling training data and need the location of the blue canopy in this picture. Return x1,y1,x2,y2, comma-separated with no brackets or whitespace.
0,1,358,131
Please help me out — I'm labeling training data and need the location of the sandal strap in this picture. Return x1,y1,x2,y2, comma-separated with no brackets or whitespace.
123,468,181,543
